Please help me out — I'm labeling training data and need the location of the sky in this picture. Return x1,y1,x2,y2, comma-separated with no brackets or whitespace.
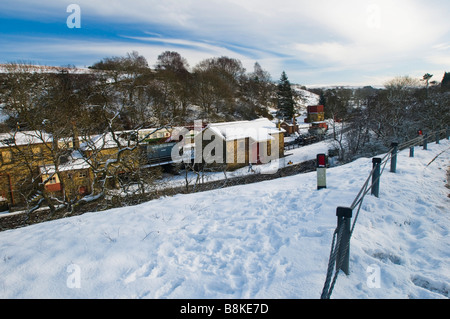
0,0,449,87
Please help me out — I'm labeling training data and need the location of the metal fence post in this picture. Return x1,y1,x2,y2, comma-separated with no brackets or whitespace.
409,146,414,158
436,131,440,144
390,142,398,173
336,207,352,276
316,154,327,190
371,157,381,198
423,133,428,150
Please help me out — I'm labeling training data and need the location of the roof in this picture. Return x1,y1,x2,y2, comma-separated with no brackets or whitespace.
0,131,53,148
280,121,297,127
39,151,90,175
207,118,284,142
79,132,135,151
0,130,137,152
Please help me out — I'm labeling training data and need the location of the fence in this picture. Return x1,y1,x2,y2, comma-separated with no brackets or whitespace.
320,127,449,299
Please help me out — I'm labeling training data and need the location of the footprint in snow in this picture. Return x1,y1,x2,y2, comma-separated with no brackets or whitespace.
411,274,449,298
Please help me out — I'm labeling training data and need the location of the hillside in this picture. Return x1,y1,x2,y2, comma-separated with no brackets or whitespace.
292,85,320,112
0,139,448,299
0,63,92,74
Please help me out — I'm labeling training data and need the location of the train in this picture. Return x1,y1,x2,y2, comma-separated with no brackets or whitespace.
145,142,177,164
145,142,196,165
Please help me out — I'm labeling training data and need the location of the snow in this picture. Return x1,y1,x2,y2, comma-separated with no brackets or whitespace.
291,86,320,109
79,132,135,151
0,64,92,75
0,140,448,299
0,131,53,147
39,151,90,174
207,118,284,142
0,103,8,123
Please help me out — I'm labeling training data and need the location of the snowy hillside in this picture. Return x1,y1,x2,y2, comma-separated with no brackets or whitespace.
0,140,448,299
0,64,92,74
292,85,320,111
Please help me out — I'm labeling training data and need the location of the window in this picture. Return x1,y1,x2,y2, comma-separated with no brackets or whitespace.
78,171,87,178
45,175,61,192
238,140,245,151
267,141,272,156
236,139,246,164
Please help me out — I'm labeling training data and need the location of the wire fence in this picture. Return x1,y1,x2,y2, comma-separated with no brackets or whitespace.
320,127,448,299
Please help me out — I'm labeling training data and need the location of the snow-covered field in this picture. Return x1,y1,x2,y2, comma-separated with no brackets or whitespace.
0,140,448,299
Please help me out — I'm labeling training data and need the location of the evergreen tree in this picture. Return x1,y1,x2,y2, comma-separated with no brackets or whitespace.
319,91,326,106
318,91,329,118
276,71,295,120
441,72,450,91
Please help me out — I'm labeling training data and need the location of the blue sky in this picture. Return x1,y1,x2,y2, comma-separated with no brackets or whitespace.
1,0,449,87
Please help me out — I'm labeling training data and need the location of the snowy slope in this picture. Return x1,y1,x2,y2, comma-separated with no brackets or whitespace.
0,140,448,299
292,85,320,110
0,64,92,74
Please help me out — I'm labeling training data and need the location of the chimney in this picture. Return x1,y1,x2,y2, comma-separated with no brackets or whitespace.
71,120,80,150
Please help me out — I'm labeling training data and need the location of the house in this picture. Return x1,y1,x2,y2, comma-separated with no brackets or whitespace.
79,132,143,190
201,118,285,170
39,151,93,201
280,118,299,136
0,130,141,210
0,131,54,207
0,131,96,208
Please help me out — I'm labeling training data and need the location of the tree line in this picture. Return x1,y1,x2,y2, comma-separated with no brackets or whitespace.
311,74,450,162
0,51,280,137
0,52,284,215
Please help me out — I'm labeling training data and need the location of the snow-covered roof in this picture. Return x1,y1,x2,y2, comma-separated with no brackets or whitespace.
79,132,135,151
0,131,53,148
39,151,90,175
207,118,285,142
0,130,137,152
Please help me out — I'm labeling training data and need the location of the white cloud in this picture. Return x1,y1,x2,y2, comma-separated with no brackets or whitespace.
425,55,450,67
0,35,258,72
292,0,449,68
427,42,450,68
1,0,449,85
